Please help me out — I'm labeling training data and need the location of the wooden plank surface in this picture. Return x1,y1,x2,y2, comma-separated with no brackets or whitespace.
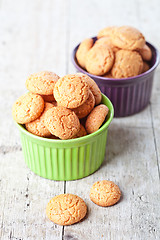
0,0,160,239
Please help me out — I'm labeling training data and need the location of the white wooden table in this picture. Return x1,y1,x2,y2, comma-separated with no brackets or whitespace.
0,0,160,239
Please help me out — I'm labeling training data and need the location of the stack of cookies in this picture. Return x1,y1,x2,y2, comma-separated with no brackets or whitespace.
76,26,152,78
12,71,109,140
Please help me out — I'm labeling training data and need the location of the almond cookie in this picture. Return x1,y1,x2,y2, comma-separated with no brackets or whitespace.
90,180,121,207
86,44,114,76
72,124,87,138
44,106,80,140
76,73,102,105
46,194,87,225
142,61,150,73
12,92,44,124
76,38,94,69
111,26,145,50
54,74,90,109
72,90,95,119
95,36,119,53
139,44,152,61
111,50,143,78
85,104,109,134
26,71,60,95
25,102,54,137
97,26,117,39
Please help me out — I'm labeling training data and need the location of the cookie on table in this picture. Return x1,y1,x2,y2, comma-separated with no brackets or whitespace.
142,61,150,73
46,194,87,225
76,38,94,69
12,92,44,124
86,44,114,76
54,74,90,109
26,71,60,95
85,104,109,134
97,26,117,39
139,44,152,61
44,106,80,140
72,124,87,138
111,50,143,78
76,73,102,105
111,26,145,50
90,180,121,207
72,90,95,119
25,102,54,137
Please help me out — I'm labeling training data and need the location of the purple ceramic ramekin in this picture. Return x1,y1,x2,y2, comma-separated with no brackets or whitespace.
72,37,159,117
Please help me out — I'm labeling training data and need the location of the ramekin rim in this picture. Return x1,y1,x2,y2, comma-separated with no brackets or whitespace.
15,93,114,144
72,38,159,82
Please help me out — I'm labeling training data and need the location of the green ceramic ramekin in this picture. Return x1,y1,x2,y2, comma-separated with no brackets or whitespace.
16,94,114,181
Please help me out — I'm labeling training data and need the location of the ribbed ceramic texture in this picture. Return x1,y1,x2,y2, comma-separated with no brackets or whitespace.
19,130,108,181
16,94,114,181
72,39,159,117
97,73,154,117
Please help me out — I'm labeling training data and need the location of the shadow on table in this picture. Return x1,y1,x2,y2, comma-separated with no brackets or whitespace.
101,122,140,168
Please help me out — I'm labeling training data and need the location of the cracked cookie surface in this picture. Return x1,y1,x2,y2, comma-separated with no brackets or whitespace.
44,106,80,140
86,44,114,76
26,71,60,95
90,180,121,207
111,49,143,78
111,26,145,50
25,102,54,137
72,90,95,119
97,26,117,39
12,92,44,124
85,104,109,134
72,124,87,138
76,73,102,105
76,38,93,69
54,74,90,108
95,36,120,53
46,194,87,225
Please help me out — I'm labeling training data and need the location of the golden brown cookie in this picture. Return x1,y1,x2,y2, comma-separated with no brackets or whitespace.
25,102,54,137
86,44,114,76
97,26,117,39
90,180,121,207
142,61,150,73
44,106,80,140
46,194,87,225
111,49,143,78
85,104,109,134
95,36,120,53
12,92,44,124
72,124,87,138
139,44,152,61
111,26,145,50
26,71,60,95
76,73,102,105
76,38,94,69
54,74,90,109
41,94,55,103
72,90,95,119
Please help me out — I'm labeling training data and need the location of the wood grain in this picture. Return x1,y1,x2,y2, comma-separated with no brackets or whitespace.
0,0,160,239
